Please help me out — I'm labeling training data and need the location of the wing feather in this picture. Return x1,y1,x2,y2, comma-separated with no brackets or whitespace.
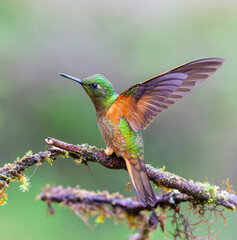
107,58,225,131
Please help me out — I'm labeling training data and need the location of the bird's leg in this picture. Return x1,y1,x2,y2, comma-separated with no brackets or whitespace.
104,146,114,155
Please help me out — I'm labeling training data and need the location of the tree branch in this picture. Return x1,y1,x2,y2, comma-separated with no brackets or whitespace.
36,185,226,240
36,185,169,239
45,137,237,210
37,185,192,214
0,137,236,211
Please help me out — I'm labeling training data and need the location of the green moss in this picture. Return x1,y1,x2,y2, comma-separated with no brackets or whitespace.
95,214,105,225
203,182,220,203
18,174,31,192
203,182,219,193
65,151,69,158
45,152,54,165
74,158,83,165
23,150,33,158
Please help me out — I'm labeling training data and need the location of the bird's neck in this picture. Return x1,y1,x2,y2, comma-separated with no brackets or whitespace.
93,92,118,117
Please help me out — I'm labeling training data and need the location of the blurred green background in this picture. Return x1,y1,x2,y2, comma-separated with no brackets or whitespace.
0,0,237,239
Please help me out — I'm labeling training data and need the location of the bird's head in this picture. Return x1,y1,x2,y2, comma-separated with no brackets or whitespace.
60,73,117,113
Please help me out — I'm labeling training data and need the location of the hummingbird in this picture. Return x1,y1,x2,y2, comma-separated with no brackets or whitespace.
60,58,224,207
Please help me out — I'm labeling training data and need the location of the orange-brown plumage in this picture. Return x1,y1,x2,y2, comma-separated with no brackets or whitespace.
106,95,137,124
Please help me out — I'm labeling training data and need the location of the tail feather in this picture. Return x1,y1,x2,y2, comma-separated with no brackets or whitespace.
124,157,156,207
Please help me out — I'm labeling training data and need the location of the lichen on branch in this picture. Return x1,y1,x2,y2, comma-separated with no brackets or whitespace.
0,137,236,211
37,185,227,240
0,148,60,203
45,137,237,210
0,136,236,239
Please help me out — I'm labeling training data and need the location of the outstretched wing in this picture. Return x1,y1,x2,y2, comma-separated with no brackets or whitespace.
107,58,225,132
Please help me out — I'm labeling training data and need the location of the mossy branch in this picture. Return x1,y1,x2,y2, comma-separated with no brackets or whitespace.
0,137,236,211
0,137,235,239
45,137,237,210
37,185,192,214
36,185,227,240
36,185,182,239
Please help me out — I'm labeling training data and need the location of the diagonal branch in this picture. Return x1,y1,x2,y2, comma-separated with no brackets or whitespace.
0,137,236,211
45,137,237,210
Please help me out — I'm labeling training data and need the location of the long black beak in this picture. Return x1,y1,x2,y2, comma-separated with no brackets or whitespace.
59,73,83,84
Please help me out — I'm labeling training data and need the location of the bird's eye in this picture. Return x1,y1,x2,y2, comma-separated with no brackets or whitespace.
89,83,98,89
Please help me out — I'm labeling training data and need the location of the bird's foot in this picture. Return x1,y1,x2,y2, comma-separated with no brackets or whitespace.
104,147,114,155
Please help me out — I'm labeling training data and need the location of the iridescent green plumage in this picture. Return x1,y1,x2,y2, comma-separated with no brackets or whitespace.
82,74,118,114
61,58,224,207
118,118,143,157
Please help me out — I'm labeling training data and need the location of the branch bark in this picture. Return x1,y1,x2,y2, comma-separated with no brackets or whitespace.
45,137,237,210
0,137,236,210
37,185,192,214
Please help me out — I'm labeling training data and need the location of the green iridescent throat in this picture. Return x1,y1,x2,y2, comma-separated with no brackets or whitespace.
94,92,118,115
81,74,118,115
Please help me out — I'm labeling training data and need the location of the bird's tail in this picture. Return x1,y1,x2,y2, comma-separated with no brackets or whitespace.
124,157,156,207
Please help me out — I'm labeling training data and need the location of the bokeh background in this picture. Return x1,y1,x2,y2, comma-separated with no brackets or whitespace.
1,0,237,239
